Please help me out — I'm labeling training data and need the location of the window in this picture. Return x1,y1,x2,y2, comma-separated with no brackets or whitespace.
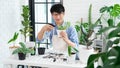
29,0,63,48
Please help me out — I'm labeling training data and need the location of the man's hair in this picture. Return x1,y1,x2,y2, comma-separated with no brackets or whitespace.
50,4,65,14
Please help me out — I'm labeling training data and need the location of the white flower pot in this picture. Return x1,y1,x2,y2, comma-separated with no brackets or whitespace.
57,30,66,37
78,45,95,64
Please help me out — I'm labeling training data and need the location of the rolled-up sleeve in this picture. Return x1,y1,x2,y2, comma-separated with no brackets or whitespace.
67,26,79,48
36,31,51,43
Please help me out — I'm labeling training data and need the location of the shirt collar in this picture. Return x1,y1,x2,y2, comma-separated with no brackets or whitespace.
52,21,66,28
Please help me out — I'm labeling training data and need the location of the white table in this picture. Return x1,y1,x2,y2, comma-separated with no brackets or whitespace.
2,55,86,68
2,45,96,68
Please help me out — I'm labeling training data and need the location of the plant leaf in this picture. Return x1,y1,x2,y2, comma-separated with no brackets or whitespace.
105,40,113,52
19,42,26,48
100,6,108,13
107,19,114,26
73,47,79,52
97,27,113,35
87,52,106,68
108,27,120,39
8,32,19,44
113,38,120,44
81,25,88,36
68,46,72,56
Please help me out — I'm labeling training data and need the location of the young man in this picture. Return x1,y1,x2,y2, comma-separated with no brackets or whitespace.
37,4,79,52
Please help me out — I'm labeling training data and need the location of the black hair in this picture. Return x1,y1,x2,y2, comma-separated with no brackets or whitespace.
50,4,65,14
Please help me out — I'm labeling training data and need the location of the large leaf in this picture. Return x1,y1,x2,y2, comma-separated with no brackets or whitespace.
19,42,26,49
108,46,120,66
68,46,72,56
97,27,113,35
8,32,19,44
87,52,106,68
12,48,21,54
105,40,113,52
110,4,120,17
107,19,114,26
81,25,88,36
75,25,80,32
113,38,120,44
100,6,108,13
108,27,120,39
73,47,79,52
117,22,120,27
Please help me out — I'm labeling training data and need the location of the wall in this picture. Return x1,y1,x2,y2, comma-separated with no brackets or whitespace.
0,0,28,67
64,0,120,25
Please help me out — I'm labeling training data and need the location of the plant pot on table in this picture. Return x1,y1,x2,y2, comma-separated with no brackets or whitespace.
38,47,45,55
18,53,26,60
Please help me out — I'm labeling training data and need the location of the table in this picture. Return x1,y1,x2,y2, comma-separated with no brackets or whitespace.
2,45,96,68
2,55,86,68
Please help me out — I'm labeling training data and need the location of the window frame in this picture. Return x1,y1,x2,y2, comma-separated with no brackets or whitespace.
29,0,63,48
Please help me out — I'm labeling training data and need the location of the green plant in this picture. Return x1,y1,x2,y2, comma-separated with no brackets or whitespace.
86,4,120,68
68,46,79,56
87,46,120,68
75,21,88,45
58,21,71,30
19,5,33,42
99,4,120,27
12,42,34,54
8,32,19,45
75,4,102,48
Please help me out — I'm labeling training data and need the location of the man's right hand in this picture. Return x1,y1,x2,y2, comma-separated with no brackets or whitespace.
42,24,54,32
37,24,54,40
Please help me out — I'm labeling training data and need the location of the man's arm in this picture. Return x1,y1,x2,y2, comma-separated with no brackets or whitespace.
60,26,79,47
37,24,54,40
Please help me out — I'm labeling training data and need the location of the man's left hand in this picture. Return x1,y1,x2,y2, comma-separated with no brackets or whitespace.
60,31,69,42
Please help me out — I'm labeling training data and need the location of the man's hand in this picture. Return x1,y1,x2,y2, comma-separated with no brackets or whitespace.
60,31,76,47
37,24,54,40
43,24,54,32
60,31,69,42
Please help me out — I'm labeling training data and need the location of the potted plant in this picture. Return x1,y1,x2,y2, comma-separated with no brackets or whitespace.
86,4,120,68
75,4,102,49
37,42,45,55
12,42,34,60
19,5,33,42
57,21,70,37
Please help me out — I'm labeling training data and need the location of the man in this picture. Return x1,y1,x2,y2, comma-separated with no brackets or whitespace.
37,4,79,53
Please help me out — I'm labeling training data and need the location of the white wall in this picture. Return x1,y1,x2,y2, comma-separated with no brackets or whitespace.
64,0,120,25
0,0,27,67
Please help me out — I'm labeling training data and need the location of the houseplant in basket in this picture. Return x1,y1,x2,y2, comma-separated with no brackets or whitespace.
12,42,34,60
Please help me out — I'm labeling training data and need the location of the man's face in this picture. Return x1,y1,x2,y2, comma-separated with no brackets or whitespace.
52,12,64,25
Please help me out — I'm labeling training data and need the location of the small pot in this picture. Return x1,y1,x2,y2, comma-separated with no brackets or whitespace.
18,53,26,60
38,47,45,55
